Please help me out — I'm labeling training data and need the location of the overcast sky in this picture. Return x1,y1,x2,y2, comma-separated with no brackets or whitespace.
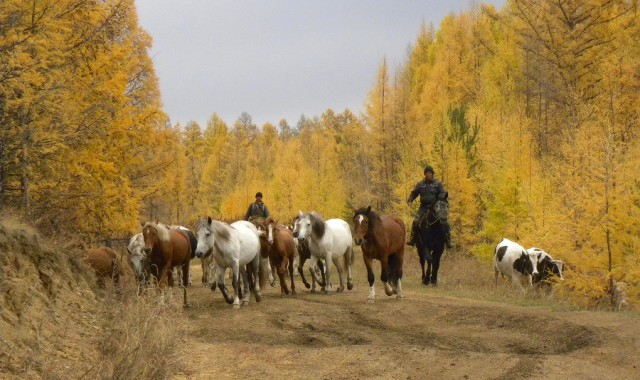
135,0,506,129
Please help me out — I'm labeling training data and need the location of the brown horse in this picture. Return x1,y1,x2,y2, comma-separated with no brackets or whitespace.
352,206,406,302
142,222,192,307
261,217,297,296
83,247,121,289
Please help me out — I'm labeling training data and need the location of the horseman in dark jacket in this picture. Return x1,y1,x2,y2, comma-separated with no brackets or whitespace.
406,165,453,248
244,192,270,224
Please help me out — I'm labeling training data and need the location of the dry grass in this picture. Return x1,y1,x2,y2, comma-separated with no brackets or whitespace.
82,288,188,380
0,215,187,379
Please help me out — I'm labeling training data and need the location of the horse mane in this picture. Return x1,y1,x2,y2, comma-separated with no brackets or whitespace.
143,222,170,243
198,218,231,243
308,212,326,239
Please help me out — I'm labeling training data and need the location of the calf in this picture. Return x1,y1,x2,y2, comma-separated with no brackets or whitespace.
494,238,539,291
527,247,563,290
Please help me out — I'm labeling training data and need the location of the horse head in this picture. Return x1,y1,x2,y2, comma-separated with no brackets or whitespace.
352,206,372,246
293,211,310,243
264,217,278,245
195,217,215,258
127,233,149,282
142,222,169,254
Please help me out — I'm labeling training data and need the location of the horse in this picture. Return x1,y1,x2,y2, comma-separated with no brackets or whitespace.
194,217,263,308
141,222,192,307
352,206,406,302
83,247,121,289
414,205,447,286
262,217,297,296
291,215,326,291
293,211,354,293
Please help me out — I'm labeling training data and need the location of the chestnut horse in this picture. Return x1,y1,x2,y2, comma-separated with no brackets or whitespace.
352,206,406,302
141,222,192,307
262,217,297,296
84,247,121,289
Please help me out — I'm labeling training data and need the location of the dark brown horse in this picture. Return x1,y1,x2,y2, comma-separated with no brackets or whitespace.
290,215,326,291
261,217,297,296
142,222,192,307
84,247,121,289
352,206,406,302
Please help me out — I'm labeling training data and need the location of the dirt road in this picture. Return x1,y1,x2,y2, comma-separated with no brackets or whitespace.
172,251,639,379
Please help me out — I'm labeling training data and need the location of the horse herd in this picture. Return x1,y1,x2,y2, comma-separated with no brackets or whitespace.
82,207,564,309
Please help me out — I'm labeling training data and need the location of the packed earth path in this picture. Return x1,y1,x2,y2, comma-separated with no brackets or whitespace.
171,248,640,380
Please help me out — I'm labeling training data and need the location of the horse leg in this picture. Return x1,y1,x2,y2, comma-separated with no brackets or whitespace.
277,257,289,296
318,260,326,291
309,256,325,291
333,253,345,293
270,258,277,287
181,262,190,307
298,256,311,289
288,255,296,295
324,252,334,293
418,247,426,283
430,250,443,287
380,254,393,297
230,262,241,308
345,247,354,290
251,257,262,302
395,251,405,299
424,256,432,286
216,266,234,305
240,267,251,305
363,256,375,302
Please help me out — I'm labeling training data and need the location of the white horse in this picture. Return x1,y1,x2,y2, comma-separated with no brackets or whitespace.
127,233,147,283
195,217,262,308
293,211,354,293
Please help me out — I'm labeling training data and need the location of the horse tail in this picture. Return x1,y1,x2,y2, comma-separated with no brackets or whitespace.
258,256,270,290
185,230,198,259
343,245,355,269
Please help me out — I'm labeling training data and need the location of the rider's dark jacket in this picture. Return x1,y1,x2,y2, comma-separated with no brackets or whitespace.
244,201,270,221
407,178,446,207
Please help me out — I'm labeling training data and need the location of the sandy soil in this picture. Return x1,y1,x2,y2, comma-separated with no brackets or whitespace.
170,250,640,380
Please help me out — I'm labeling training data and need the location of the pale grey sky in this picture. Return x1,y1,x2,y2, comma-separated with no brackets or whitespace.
135,0,506,128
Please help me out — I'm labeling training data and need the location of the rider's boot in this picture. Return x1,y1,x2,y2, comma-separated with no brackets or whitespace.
407,221,418,246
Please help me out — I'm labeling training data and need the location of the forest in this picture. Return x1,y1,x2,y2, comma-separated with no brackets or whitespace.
1,0,639,307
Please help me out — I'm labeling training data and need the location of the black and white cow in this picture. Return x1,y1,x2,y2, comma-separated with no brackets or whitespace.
527,247,563,290
493,238,539,291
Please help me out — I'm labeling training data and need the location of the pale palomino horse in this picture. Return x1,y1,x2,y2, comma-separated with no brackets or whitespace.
195,217,262,308
127,233,148,283
293,211,354,293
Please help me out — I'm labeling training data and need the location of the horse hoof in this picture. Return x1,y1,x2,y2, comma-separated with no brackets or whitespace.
242,300,249,306
255,294,262,302
384,289,394,296
304,283,311,289
233,304,241,309
347,283,354,291
337,287,344,293
367,298,375,304
396,294,405,300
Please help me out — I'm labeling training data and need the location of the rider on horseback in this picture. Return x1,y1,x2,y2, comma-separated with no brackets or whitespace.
244,191,270,225
406,165,453,248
